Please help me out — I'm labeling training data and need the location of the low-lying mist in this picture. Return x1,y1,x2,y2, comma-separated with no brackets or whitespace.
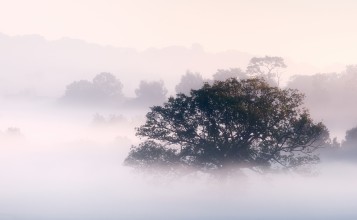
0,98,356,220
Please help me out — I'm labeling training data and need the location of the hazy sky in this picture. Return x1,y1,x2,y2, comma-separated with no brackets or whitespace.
1,0,357,66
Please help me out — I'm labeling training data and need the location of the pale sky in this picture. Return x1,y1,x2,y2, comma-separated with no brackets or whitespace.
1,0,357,66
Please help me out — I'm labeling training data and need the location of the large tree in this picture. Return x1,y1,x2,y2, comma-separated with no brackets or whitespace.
125,78,329,174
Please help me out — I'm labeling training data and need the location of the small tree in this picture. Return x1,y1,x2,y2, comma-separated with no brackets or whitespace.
125,78,329,174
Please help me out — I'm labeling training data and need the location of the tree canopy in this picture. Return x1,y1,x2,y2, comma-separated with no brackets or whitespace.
125,78,329,174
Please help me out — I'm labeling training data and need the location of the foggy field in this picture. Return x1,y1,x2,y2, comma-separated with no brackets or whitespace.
2,1,357,218
0,98,356,220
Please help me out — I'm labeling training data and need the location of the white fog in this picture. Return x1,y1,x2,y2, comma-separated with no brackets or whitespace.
0,86,357,219
1,1,357,219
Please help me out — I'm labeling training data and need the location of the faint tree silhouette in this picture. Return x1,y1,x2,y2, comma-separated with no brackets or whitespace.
133,80,168,106
343,126,357,148
175,71,204,95
212,68,247,81
246,56,287,86
62,72,124,106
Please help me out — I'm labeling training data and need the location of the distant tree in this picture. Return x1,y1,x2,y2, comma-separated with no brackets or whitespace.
287,67,357,132
212,68,247,81
342,126,357,148
134,80,168,106
92,113,126,125
330,137,341,148
287,73,337,108
92,72,124,102
246,56,287,86
92,113,106,125
320,126,357,162
5,127,22,137
63,80,95,102
125,78,329,175
61,72,124,106
175,71,204,95
339,65,357,96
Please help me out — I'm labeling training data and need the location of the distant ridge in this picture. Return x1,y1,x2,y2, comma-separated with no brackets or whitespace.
0,32,343,98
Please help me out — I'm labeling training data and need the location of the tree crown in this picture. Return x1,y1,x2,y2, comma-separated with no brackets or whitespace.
126,78,329,174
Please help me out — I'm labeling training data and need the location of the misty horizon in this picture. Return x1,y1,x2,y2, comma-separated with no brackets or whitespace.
0,32,347,98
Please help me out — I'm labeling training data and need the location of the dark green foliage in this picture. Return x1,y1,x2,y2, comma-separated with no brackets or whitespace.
126,78,329,173
125,141,179,169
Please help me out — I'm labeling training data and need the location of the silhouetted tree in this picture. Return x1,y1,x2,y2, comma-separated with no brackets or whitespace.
125,78,329,174
175,71,204,95
247,56,287,86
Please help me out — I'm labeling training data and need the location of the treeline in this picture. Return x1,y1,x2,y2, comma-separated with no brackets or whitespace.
60,70,247,108
287,65,357,124
60,72,168,108
59,56,357,133
59,56,357,116
60,56,285,108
